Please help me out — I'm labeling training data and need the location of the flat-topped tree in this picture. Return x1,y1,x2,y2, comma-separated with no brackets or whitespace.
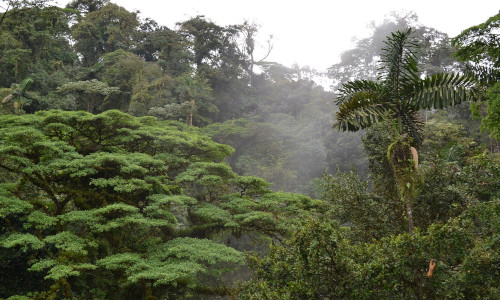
334,28,479,235
0,110,324,298
57,79,120,113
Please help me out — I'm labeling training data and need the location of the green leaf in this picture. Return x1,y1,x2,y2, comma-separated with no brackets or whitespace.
44,231,96,256
0,233,44,251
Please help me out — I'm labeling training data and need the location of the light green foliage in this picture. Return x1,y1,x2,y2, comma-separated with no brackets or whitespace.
154,237,244,265
176,162,237,200
57,79,120,113
0,187,33,217
0,110,321,298
0,233,44,251
235,176,271,196
27,211,57,230
192,203,232,224
1,3,498,298
226,192,325,239
96,238,244,290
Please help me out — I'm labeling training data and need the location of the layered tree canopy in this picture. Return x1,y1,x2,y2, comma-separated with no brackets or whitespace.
0,110,324,298
1,2,499,299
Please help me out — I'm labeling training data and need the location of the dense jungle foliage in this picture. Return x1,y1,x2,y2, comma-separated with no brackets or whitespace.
0,1,499,299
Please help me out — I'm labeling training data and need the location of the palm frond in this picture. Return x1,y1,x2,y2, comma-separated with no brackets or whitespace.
412,73,480,110
2,78,35,103
18,78,34,92
463,64,500,86
380,28,420,94
334,93,390,132
335,80,383,105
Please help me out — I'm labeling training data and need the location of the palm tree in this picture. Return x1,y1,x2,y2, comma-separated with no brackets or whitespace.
175,74,213,126
1,77,36,113
334,28,479,235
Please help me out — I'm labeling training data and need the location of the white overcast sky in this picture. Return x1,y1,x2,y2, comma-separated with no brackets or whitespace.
59,0,499,72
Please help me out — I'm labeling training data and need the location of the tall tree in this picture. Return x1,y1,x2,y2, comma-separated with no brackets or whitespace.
0,110,324,298
452,11,500,82
133,19,193,76
178,16,253,121
0,3,75,88
0,0,49,28
66,0,108,15
334,28,479,235
237,20,273,86
174,74,215,126
452,11,500,143
71,3,139,66
96,49,163,111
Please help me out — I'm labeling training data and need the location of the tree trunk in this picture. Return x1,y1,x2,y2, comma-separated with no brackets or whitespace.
187,100,194,126
405,192,414,236
389,140,417,236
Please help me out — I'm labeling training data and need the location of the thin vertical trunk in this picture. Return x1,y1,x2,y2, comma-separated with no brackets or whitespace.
397,115,403,135
187,100,194,126
249,52,255,87
405,193,414,236
393,119,414,236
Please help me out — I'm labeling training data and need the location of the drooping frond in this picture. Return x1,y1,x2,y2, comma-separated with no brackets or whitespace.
463,63,500,86
334,92,389,132
335,80,384,105
412,73,480,110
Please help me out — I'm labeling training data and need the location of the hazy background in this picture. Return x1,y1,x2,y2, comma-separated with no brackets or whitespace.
91,0,499,71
